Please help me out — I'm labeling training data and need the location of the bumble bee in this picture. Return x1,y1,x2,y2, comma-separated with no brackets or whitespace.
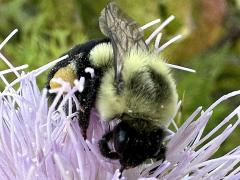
46,2,178,175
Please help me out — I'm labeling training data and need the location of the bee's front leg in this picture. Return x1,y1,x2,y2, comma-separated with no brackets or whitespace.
99,131,120,159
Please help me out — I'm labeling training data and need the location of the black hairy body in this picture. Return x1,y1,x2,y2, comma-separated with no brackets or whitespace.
46,39,168,170
46,38,109,138
99,120,166,167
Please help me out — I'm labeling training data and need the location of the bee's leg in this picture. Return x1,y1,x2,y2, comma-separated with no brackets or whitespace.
148,128,166,175
149,128,166,161
77,107,90,139
119,165,125,178
99,131,120,159
75,74,100,139
155,144,166,161
149,144,166,175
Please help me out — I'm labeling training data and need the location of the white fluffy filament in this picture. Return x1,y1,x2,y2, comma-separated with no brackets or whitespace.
145,15,175,45
156,35,182,53
0,64,28,76
140,19,161,31
154,33,162,49
0,29,18,50
165,63,196,73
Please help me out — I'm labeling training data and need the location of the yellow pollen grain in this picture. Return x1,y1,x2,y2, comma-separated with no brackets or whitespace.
50,65,77,89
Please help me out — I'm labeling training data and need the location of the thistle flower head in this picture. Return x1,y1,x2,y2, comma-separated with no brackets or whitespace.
0,18,240,180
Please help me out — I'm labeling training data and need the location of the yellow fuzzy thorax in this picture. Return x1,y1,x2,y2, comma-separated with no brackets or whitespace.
89,43,113,68
95,47,178,128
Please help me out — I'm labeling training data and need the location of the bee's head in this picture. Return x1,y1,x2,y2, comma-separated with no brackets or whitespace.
99,119,166,171
113,120,147,168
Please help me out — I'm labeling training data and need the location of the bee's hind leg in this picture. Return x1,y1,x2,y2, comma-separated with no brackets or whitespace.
74,67,101,139
75,79,98,140
77,107,91,139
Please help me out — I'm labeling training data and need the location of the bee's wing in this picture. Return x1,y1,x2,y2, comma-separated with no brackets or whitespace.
99,2,148,90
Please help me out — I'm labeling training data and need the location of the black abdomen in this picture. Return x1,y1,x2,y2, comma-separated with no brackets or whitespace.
46,38,110,138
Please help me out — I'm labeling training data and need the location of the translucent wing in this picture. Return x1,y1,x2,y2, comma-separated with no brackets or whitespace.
99,2,148,90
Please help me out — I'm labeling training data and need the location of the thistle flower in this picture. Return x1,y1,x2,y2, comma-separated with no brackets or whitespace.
0,18,240,180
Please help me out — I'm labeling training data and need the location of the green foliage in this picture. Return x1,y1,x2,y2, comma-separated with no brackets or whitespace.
0,0,86,89
175,45,240,155
177,46,229,119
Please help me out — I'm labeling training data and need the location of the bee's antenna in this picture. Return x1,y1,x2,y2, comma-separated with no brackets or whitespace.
119,165,125,178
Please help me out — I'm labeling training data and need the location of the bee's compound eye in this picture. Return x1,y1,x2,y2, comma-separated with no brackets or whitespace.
50,65,77,90
118,130,127,143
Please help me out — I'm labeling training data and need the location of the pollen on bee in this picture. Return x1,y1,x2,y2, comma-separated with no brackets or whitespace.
128,109,133,113
49,65,77,90
74,77,85,93
85,67,95,78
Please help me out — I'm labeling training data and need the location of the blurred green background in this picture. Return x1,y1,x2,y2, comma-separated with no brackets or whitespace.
0,0,239,156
